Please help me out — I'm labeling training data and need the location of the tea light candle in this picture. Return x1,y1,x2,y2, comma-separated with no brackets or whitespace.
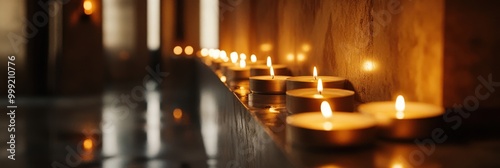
287,66,346,90
249,66,291,94
251,56,289,76
248,54,265,66
286,79,355,113
248,93,286,108
227,60,250,80
287,101,377,148
358,95,445,139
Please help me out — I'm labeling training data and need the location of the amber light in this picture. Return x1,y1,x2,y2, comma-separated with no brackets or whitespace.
313,66,318,80
317,78,323,95
173,108,183,120
83,138,93,150
321,101,333,130
395,95,405,119
83,0,94,15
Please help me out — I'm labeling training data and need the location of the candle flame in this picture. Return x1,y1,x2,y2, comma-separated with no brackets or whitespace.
251,54,257,63
321,101,333,119
220,50,228,62
83,138,93,150
239,59,246,68
313,66,318,80
266,56,272,67
317,78,323,94
270,66,275,79
230,52,238,63
201,48,209,57
240,53,247,60
395,95,405,119
213,49,220,59
83,0,93,15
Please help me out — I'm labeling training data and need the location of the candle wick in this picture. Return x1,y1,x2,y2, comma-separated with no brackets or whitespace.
319,91,322,95
272,75,275,79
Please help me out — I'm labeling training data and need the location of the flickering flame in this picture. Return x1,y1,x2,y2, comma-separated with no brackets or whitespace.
230,52,238,63
240,53,247,60
184,46,194,55
270,66,275,79
173,46,183,55
220,50,228,62
395,95,405,119
173,108,183,120
266,56,272,67
317,78,323,94
83,138,93,150
321,101,333,119
392,163,404,168
313,66,318,80
239,59,246,68
201,48,209,57
213,49,220,59
220,76,226,82
83,0,94,15
250,54,257,63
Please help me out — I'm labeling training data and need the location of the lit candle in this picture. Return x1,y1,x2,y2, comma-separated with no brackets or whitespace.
249,66,291,94
286,66,346,90
250,56,289,76
248,93,286,108
286,101,377,148
247,54,265,66
286,79,355,113
358,95,445,139
226,59,250,80
210,49,223,70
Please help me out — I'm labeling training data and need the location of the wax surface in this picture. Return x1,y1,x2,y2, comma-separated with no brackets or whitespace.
286,88,354,98
287,76,345,83
250,76,290,81
358,102,444,119
287,112,376,130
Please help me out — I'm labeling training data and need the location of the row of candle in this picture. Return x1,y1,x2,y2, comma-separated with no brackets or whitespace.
198,48,444,148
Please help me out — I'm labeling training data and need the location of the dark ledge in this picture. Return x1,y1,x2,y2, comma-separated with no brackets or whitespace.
195,58,500,168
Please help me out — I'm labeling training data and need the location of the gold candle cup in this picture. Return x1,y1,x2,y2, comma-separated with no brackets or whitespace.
287,112,377,148
227,66,250,81
358,101,444,139
249,76,291,94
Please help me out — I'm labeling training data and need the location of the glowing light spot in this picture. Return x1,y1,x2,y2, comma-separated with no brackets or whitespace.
297,53,305,62
266,56,272,67
363,60,376,71
286,53,294,61
201,48,209,57
83,138,93,150
317,78,323,94
250,54,257,63
260,43,273,52
173,108,183,120
83,0,94,15
395,95,405,119
184,46,194,55
173,46,183,55
239,53,247,60
220,76,227,82
302,44,311,52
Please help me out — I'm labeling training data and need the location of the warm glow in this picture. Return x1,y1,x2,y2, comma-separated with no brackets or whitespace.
239,59,246,68
391,163,404,168
83,0,94,15
230,52,238,63
83,138,93,150
269,106,279,113
321,101,333,119
395,95,405,119
184,46,194,55
260,43,273,52
270,66,275,79
213,49,220,59
266,56,272,67
240,53,247,60
297,53,305,62
173,108,183,120
302,44,311,52
250,54,257,63
220,76,226,82
317,78,323,94
286,53,294,61
313,66,318,80
220,50,228,62
173,46,183,55
363,60,375,71
201,48,209,57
